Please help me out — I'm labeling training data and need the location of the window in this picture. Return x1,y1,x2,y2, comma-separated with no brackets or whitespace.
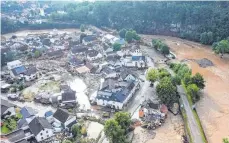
41,137,43,140
46,131,48,133
47,135,49,138
41,133,43,135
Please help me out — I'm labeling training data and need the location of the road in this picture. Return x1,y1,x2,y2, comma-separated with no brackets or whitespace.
125,57,158,117
177,86,203,143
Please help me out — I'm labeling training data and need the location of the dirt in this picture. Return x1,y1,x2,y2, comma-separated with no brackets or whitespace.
142,35,229,143
133,113,184,143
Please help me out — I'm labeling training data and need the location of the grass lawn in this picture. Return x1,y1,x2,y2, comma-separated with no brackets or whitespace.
1,118,18,134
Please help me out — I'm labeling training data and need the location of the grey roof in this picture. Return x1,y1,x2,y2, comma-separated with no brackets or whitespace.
28,117,52,136
62,90,76,102
101,66,115,75
60,84,71,91
83,35,97,42
1,99,15,114
86,49,99,57
97,81,135,103
53,109,69,123
17,119,28,128
20,106,36,119
24,66,37,76
101,79,116,90
71,47,88,54
120,69,137,80
5,129,26,143
68,57,84,67
47,50,64,57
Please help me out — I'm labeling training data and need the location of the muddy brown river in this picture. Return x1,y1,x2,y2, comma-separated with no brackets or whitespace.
142,35,229,143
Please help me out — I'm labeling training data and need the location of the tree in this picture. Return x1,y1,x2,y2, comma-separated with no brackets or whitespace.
191,73,205,89
113,43,121,51
158,68,171,79
125,31,133,42
147,69,159,83
104,119,126,143
183,73,192,86
171,75,181,85
62,140,72,143
187,84,200,103
119,28,127,38
80,24,85,32
71,124,81,137
152,39,163,50
213,40,229,57
156,77,178,106
114,112,131,131
223,138,229,143
34,50,40,58
160,44,170,55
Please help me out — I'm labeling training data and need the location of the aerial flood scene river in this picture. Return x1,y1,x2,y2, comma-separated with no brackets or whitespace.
1,1,229,143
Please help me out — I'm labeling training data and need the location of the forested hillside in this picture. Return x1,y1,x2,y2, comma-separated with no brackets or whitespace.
2,1,229,44
49,1,229,44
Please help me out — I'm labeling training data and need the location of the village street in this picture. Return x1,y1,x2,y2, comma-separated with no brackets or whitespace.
125,57,157,118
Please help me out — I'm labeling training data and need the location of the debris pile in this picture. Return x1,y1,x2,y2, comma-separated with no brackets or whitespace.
196,58,214,68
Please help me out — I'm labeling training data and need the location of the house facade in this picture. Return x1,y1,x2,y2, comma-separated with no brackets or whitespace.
95,79,140,109
28,117,54,142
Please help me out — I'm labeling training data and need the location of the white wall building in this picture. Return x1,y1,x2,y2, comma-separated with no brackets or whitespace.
7,60,22,70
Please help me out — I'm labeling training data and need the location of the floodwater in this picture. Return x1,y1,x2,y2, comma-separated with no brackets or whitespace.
142,35,229,143
68,77,91,110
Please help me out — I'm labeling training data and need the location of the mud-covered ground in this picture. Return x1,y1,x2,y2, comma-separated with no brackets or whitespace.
142,34,229,143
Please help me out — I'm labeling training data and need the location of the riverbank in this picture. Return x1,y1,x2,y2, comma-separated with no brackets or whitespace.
142,34,229,143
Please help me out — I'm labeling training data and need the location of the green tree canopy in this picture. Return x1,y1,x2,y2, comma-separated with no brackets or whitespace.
160,44,170,55
114,111,131,131
223,138,229,143
113,43,121,51
104,119,126,143
171,75,181,85
213,40,229,57
187,84,200,103
125,31,133,42
71,124,81,137
147,69,159,83
158,68,171,79
34,50,40,58
80,24,85,32
156,77,178,106
191,73,205,89
119,28,127,38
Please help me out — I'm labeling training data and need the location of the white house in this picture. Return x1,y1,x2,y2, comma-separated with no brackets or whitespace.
7,60,22,70
131,48,142,56
122,56,147,68
28,117,54,142
1,99,16,119
53,109,77,129
23,66,37,81
96,79,140,109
